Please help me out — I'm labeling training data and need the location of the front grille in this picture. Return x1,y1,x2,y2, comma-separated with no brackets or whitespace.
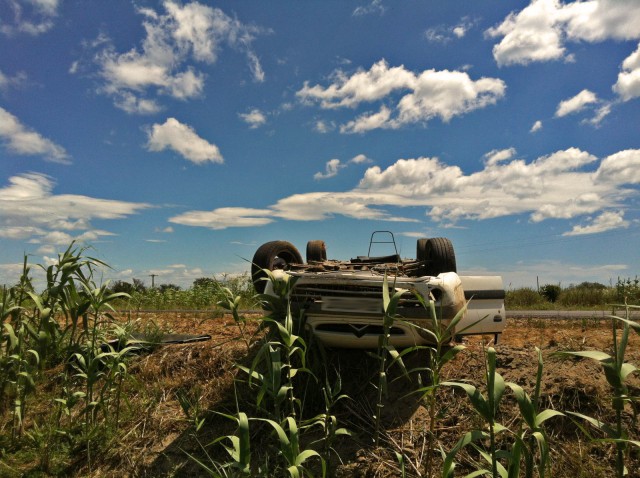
291,282,424,309
315,323,406,336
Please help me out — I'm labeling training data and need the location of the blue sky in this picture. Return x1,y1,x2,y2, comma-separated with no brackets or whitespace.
1,0,639,290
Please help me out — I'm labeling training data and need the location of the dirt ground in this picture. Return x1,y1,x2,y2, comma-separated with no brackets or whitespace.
63,313,640,477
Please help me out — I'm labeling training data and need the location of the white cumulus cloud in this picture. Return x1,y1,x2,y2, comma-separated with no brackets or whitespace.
239,108,267,128
487,0,640,66
0,107,69,163
613,42,640,101
563,210,629,236
314,159,345,180
555,89,599,117
146,117,223,164
314,154,373,180
530,120,543,132
91,1,266,114
298,60,506,133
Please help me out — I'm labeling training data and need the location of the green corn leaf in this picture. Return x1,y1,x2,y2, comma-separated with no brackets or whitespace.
440,344,466,368
506,382,535,429
26,292,44,312
535,409,564,427
487,348,506,414
493,423,509,434
3,323,18,351
567,411,618,438
386,346,410,377
620,362,637,380
295,448,321,466
237,412,251,471
442,429,488,477
382,275,391,312
443,303,471,337
259,418,291,448
462,471,490,478
475,446,508,478
443,381,490,421
612,315,640,335
532,430,550,475
26,349,40,365
276,385,292,404
507,436,523,478
286,466,301,478
17,371,35,389
558,350,611,362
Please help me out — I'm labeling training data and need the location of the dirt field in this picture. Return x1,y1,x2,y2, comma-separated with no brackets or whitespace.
49,313,640,477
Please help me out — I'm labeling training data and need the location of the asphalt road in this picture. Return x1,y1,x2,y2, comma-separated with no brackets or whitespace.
507,309,640,319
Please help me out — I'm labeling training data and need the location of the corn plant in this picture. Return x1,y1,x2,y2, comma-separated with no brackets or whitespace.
505,347,564,478
186,408,251,477
443,347,506,477
1,262,40,438
305,374,351,476
28,243,110,366
371,275,413,447
1,321,40,438
176,385,207,433
406,296,469,477
218,285,253,353
443,346,564,478
554,303,640,478
239,270,313,422
256,416,326,478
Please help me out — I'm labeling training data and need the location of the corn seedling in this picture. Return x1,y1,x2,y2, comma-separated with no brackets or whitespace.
255,416,326,478
443,347,507,477
305,374,351,475
505,347,564,478
207,411,252,476
176,385,207,433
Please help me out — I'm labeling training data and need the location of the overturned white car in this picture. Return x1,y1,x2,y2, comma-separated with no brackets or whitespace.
252,232,506,348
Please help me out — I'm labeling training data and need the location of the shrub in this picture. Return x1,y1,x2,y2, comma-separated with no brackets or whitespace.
539,284,561,303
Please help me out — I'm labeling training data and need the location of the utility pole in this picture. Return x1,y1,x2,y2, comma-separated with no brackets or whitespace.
150,274,157,288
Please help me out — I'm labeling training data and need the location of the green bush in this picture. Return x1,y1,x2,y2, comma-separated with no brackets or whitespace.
539,284,561,303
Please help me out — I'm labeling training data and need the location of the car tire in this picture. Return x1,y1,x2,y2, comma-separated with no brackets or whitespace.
417,237,456,276
416,238,430,276
306,240,327,262
251,241,303,293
